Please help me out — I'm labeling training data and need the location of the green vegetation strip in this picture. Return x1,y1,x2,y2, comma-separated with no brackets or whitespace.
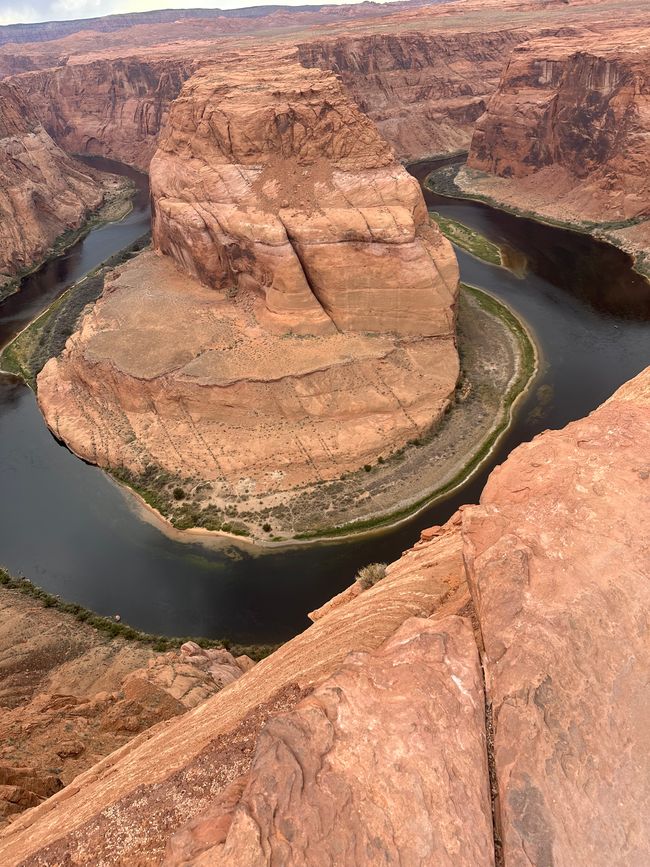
425,164,650,280
429,211,502,266
294,284,536,540
1,234,151,387
0,568,277,660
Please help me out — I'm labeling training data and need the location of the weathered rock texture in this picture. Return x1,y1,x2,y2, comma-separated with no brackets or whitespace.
297,29,550,161
16,58,198,171
163,615,494,867
0,588,253,827
36,63,458,515
462,367,650,866
0,522,467,864
0,79,106,285
465,29,650,258
3,367,648,864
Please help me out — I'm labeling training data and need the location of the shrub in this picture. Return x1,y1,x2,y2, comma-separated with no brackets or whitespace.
262,523,272,533
355,562,387,590
173,487,186,501
363,464,372,473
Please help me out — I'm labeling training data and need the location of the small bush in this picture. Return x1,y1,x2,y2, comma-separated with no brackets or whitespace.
173,487,186,501
363,464,372,473
262,523,272,533
355,562,387,590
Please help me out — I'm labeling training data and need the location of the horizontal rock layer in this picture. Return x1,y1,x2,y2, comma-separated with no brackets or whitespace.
0,79,105,282
3,367,648,864
467,28,650,225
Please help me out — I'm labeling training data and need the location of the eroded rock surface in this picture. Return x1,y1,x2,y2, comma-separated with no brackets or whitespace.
0,79,107,286
462,368,650,866
37,62,458,525
164,616,493,867
465,28,650,262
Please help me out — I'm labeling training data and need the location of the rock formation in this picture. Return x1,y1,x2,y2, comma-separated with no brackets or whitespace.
297,29,545,161
0,588,254,827
0,79,108,288
36,62,459,525
1,366,648,864
464,28,650,263
15,58,198,171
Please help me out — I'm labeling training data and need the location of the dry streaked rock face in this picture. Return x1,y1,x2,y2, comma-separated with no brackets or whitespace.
17,58,198,170
163,615,494,867
297,29,551,161
462,368,650,866
465,29,650,256
151,62,458,337
0,79,105,285
37,63,458,516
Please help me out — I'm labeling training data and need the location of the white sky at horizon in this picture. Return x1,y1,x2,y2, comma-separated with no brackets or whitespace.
0,0,391,27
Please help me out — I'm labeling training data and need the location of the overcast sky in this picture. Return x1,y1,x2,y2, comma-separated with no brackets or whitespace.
0,0,363,26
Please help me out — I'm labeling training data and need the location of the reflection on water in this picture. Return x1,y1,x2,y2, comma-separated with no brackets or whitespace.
0,157,648,643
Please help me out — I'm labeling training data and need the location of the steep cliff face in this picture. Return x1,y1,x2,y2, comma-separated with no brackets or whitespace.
2,367,648,865
296,29,576,160
36,63,459,521
0,79,106,287
16,58,198,170
466,29,650,229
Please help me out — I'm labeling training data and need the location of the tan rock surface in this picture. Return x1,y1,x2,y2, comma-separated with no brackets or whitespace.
465,28,650,257
0,79,106,284
462,368,650,865
150,62,458,336
164,615,493,867
0,523,465,864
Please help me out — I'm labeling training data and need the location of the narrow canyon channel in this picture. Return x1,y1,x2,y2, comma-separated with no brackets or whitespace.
1,156,649,644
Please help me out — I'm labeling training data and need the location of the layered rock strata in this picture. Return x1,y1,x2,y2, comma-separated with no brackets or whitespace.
37,63,459,514
16,58,198,170
2,367,648,863
465,29,650,262
0,588,254,827
0,79,107,286
297,29,550,160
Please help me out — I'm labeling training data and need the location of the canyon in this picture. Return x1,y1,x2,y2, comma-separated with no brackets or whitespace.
0,79,124,295
0,0,648,862
463,27,650,272
35,61,460,534
0,365,647,863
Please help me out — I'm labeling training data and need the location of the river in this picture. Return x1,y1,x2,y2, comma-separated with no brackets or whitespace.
0,156,648,643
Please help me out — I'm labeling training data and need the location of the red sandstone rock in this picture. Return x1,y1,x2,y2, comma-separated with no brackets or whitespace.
466,28,650,244
163,616,493,866
462,368,650,865
0,79,105,284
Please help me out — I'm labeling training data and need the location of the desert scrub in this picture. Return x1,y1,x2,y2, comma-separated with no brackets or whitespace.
356,562,387,590
0,567,276,660
430,211,502,267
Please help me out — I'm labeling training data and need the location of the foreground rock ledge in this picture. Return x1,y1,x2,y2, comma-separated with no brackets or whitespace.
37,61,459,522
3,367,648,865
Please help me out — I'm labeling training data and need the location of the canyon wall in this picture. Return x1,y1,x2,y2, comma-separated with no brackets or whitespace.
2,366,648,864
0,79,107,287
465,29,650,254
296,28,578,160
36,62,459,522
16,58,198,171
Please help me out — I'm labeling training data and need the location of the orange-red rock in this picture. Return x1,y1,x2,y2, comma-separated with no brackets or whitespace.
462,368,650,865
466,29,650,241
0,79,106,285
164,616,493,867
